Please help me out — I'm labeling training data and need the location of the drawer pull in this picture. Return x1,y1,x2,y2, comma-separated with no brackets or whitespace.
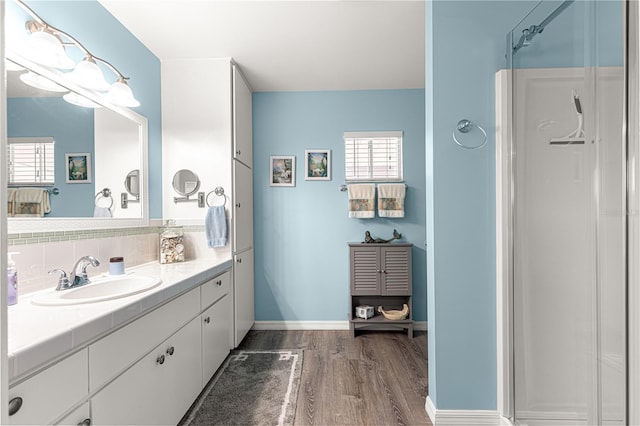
166,346,175,356
237,258,242,263
156,354,165,365
236,203,241,208
8,397,22,416
204,316,211,324
236,150,241,156
77,418,92,426
216,280,222,286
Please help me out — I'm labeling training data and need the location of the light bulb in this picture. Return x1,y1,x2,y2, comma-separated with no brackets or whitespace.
105,79,140,107
24,30,75,69
67,57,110,92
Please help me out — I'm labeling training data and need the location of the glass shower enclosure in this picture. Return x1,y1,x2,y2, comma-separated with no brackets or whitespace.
498,1,627,424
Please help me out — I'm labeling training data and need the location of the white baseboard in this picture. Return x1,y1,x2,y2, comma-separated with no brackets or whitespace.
425,396,502,425
253,321,350,330
252,320,427,331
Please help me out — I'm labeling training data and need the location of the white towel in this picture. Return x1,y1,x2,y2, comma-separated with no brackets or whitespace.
14,188,50,217
205,205,228,248
348,184,375,218
7,189,16,217
378,184,406,218
94,206,112,217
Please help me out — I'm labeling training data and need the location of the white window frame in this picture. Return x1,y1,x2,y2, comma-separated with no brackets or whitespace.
344,131,403,182
7,137,55,186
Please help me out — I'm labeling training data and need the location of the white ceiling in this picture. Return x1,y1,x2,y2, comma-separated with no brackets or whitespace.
98,0,425,92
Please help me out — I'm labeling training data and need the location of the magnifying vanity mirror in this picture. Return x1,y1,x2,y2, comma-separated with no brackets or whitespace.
172,169,200,197
124,170,141,200
5,54,149,232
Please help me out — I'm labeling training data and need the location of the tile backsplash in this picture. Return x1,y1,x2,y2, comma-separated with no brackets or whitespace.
8,225,228,297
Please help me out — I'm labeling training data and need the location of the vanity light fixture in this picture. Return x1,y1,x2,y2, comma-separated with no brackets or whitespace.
19,71,68,93
62,92,101,109
15,0,140,108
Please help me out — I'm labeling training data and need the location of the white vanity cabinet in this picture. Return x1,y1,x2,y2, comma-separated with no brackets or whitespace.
7,349,88,426
91,317,202,426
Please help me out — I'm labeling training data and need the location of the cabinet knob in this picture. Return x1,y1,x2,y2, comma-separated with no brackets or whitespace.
236,149,241,155
204,316,211,324
376,269,381,273
156,354,165,365
216,280,222,286
382,270,387,274
237,258,242,263
236,202,241,208
77,419,92,426
8,397,22,416
166,346,175,356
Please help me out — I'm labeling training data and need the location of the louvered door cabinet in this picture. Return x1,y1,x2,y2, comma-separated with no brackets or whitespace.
349,243,413,337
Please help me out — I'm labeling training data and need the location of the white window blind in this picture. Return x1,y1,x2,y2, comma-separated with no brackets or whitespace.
7,137,55,186
344,131,403,181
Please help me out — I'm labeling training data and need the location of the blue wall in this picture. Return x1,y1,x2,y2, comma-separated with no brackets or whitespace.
8,97,95,217
426,0,623,411
13,1,162,218
253,89,426,322
426,0,536,411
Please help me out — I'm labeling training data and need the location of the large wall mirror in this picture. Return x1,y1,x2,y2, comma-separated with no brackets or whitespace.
5,54,149,232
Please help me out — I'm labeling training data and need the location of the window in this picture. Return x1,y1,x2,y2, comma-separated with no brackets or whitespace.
7,137,55,186
344,131,403,181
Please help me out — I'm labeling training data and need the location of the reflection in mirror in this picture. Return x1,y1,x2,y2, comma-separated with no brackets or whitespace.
172,169,201,197
5,56,148,231
124,170,140,199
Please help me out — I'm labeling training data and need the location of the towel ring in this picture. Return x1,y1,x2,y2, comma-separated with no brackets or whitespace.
206,186,227,207
95,188,114,210
452,119,487,150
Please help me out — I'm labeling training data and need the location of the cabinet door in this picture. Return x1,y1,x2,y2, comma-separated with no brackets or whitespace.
350,246,381,295
381,246,412,295
233,65,253,167
233,161,253,253
234,248,254,347
55,403,90,426
92,318,202,425
202,293,233,382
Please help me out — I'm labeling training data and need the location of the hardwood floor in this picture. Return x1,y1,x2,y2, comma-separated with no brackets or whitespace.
238,330,431,426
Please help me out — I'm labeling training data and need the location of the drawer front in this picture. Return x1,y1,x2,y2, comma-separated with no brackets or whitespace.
8,349,88,425
201,271,231,310
89,286,200,392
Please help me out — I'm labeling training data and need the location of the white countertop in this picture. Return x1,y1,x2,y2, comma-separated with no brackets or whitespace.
7,253,233,383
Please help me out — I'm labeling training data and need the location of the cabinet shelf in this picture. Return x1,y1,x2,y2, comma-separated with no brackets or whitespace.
348,243,413,338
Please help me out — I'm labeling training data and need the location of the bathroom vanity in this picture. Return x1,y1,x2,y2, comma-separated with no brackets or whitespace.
7,256,233,425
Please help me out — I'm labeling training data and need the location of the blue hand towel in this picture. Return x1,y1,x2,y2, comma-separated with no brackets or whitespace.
205,205,227,248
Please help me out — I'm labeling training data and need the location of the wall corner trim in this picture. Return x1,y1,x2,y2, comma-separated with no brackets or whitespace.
425,396,508,426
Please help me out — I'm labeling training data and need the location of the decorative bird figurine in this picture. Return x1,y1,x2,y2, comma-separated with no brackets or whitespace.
363,229,402,244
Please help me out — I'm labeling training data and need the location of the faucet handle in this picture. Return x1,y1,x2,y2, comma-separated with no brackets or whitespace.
48,269,70,290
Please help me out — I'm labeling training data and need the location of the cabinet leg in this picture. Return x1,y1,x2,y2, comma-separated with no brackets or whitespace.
407,323,414,339
350,322,355,338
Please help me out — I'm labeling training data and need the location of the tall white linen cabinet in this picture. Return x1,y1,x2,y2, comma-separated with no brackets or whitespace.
161,58,254,348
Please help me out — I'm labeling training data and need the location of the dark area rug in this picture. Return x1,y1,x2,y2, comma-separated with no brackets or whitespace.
180,350,303,426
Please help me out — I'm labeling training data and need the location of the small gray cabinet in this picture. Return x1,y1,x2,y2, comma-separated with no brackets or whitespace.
349,243,413,337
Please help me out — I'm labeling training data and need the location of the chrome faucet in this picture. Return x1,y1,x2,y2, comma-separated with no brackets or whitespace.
69,256,100,288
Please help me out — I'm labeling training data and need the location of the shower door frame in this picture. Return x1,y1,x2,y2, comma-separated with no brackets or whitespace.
497,1,639,424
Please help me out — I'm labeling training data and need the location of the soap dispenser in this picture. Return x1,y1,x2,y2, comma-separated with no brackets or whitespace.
7,252,19,306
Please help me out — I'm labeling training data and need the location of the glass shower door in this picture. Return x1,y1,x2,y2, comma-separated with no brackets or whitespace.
507,1,626,424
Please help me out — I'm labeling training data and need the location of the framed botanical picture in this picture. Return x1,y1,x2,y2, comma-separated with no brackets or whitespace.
66,153,92,183
270,155,296,187
305,149,331,181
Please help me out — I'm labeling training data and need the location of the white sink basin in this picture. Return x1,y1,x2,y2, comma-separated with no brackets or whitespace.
32,274,162,306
